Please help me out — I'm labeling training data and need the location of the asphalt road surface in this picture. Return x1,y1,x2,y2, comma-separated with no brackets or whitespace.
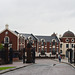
2,59,75,75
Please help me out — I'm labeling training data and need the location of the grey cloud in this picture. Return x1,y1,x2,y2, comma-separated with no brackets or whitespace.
0,0,75,35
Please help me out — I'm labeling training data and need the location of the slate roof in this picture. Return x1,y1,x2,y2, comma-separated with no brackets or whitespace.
63,30,75,37
13,30,59,42
21,33,37,40
36,35,59,42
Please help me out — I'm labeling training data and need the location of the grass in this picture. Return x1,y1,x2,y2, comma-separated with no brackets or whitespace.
0,67,15,70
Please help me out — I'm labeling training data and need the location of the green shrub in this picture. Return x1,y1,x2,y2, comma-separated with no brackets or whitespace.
0,44,4,51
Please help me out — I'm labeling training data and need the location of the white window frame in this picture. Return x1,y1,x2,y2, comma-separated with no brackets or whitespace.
71,39,74,42
4,36,9,44
65,38,69,42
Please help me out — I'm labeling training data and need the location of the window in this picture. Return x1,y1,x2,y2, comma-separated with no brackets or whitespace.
20,45,23,50
65,38,69,42
45,48,47,52
5,31,8,35
52,40,55,46
45,42,47,45
50,42,51,46
72,44,74,48
57,48,58,52
52,48,56,55
60,44,62,48
60,50,62,53
57,43,58,46
20,38,22,43
39,42,41,45
66,44,69,48
71,39,74,42
4,36,9,43
50,48,51,52
41,42,44,46
41,48,44,51
39,48,41,52
41,39,44,46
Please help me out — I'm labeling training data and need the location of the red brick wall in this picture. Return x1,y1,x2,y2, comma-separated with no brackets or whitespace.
47,42,50,53
62,38,75,43
0,29,18,50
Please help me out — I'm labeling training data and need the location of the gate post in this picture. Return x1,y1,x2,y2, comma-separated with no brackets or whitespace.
23,48,25,63
9,48,13,64
31,47,35,63
4,44,9,64
26,43,32,63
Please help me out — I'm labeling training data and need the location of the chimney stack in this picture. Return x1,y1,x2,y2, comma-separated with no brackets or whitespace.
5,24,9,29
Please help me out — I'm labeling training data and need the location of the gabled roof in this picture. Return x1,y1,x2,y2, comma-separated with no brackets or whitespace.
0,28,18,37
21,33,37,40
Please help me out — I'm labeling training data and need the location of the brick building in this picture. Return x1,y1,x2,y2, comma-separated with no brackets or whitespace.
0,25,25,59
36,33,60,57
59,30,75,58
0,25,60,58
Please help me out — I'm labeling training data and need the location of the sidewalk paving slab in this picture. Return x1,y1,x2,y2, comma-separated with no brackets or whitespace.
0,62,33,74
53,58,75,69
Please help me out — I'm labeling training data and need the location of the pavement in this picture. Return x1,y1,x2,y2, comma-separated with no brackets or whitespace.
0,61,33,74
54,58,75,69
0,58,75,74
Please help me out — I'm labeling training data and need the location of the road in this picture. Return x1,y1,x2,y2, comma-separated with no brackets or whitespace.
2,59,75,75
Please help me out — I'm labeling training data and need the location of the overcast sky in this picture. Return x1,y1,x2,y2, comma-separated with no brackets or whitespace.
0,0,75,36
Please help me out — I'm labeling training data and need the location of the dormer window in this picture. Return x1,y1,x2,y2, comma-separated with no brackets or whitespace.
52,40,56,46
41,39,45,46
28,36,32,40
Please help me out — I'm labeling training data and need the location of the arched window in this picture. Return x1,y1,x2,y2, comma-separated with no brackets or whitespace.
52,48,56,55
60,44,62,48
52,40,55,46
50,48,51,52
4,36,9,44
41,39,45,46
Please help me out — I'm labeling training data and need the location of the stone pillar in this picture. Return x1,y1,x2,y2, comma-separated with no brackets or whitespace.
26,43,32,63
23,48,25,63
9,48,13,64
26,48,32,63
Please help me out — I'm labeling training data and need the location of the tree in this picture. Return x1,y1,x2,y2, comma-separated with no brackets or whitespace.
0,44,4,51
